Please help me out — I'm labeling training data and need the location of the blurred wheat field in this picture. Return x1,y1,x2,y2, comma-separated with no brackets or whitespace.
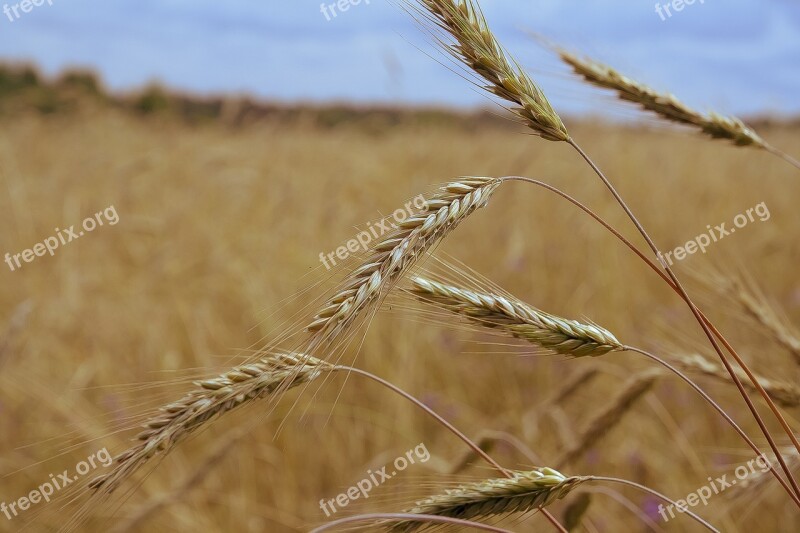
1,108,799,532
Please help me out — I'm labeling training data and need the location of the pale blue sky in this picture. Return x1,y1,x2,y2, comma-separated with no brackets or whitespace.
0,1,797,116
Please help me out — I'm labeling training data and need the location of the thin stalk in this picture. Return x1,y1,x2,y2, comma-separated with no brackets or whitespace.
588,476,719,533
336,366,568,533
502,176,800,506
566,139,800,499
337,366,507,474
310,513,515,533
766,145,800,172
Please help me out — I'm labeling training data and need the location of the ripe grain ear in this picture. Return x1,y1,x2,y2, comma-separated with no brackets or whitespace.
406,0,568,141
410,276,623,357
558,50,768,148
389,467,587,532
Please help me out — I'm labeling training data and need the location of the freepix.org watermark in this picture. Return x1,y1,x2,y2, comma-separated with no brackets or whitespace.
1,448,112,521
4,205,119,272
657,201,769,267
320,0,369,21
3,0,54,23
319,195,426,270
319,443,430,517
658,454,771,522
655,0,705,21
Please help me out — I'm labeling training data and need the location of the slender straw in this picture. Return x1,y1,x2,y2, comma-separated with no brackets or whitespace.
336,366,507,474
765,144,800,172
588,476,720,533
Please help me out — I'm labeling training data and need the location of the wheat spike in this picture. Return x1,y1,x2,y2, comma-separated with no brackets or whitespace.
411,277,623,357
306,177,500,342
559,50,768,148
675,353,800,408
389,467,586,532
89,353,332,493
410,0,568,142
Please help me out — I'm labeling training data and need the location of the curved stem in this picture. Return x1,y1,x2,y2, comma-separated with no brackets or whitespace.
310,513,514,533
625,345,800,508
565,139,800,499
336,366,507,474
765,144,800,172
502,176,659,280
502,175,800,507
588,476,720,533
335,366,568,533
565,139,662,259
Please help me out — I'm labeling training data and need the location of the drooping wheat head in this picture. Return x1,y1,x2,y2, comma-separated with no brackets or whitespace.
389,467,586,532
410,277,623,357
409,0,568,141
306,177,501,348
89,353,332,493
559,50,768,149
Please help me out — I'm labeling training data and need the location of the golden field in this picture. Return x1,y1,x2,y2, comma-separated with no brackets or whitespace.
0,107,799,532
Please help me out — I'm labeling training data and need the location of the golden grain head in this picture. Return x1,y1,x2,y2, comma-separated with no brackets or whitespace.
305,177,501,342
389,467,587,532
559,50,768,148
90,353,331,494
413,0,569,141
411,276,624,357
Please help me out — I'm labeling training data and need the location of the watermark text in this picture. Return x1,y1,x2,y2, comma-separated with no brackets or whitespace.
319,195,425,270
320,0,370,21
4,204,119,272
657,201,769,267
319,443,430,516
658,454,770,522
655,0,706,21
1,448,112,521
3,0,54,23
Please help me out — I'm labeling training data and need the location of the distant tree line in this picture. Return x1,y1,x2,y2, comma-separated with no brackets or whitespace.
0,63,794,131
